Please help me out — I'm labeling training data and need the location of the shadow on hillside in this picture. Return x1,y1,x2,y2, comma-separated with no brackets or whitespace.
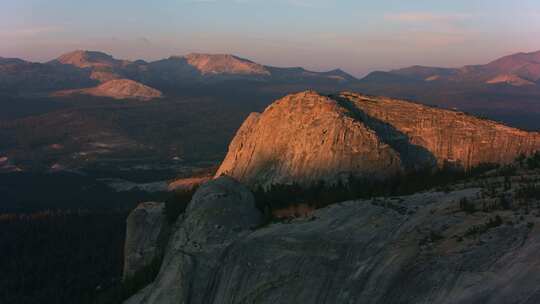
333,94,439,172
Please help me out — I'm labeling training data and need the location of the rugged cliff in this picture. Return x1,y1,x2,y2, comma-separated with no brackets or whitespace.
123,202,167,280
126,171,540,304
126,176,263,303
340,92,540,169
215,90,403,187
216,90,540,187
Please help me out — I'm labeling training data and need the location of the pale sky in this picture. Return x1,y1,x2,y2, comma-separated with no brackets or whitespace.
3,0,540,76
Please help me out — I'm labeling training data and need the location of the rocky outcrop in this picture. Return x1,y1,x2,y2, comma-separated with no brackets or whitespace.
215,91,403,187
127,176,263,303
340,92,540,169
123,202,167,280
216,91,540,187
125,174,540,304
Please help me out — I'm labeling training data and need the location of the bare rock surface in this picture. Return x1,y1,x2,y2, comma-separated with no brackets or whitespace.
125,180,540,304
216,90,402,187
216,90,540,187
340,92,540,169
123,202,167,279
130,176,264,303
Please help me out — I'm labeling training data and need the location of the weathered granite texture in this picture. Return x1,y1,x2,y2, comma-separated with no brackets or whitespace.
127,176,264,304
123,202,167,279
340,92,540,170
215,90,403,187
126,179,540,304
216,91,540,187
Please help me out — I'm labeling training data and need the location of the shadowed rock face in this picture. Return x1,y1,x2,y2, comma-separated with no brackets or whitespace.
339,92,540,169
216,91,540,187
125,178,540,304
127,176,263,304
124,202,167,280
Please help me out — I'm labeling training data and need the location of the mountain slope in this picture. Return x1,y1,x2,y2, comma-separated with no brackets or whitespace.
54,50,128,69
369,50,540,86
126,166,540,304
54,79,162,101
0,56,95,92
216,90,540,187
185,53,270,75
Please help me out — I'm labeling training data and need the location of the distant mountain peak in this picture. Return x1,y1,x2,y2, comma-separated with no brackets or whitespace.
184,53,270,75
366,49,540,85
56,50,125,68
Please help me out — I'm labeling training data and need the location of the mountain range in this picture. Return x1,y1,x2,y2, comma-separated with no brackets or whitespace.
3,49,540,128
364,50,540,86
0,50,356,99
3,49,540,92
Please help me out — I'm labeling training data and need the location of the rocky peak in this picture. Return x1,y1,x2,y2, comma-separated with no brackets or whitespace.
56,50,126,68
215,90,402,187
216,90,540,187
184,53,270,75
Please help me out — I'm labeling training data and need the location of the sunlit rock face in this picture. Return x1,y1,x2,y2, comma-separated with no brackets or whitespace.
216,90,540,187
215,90,403,187
340,92,540,169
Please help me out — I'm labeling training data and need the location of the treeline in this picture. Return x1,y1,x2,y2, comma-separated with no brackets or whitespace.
0,210,127,304
253,163,499,212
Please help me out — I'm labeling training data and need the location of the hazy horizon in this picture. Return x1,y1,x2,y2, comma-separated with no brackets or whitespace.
4,0,540,76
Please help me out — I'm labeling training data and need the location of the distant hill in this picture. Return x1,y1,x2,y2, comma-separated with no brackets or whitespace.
54,79,162,101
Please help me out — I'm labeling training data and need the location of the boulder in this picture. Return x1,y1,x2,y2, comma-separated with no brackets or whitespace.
128,176,263,303
123,202,167,280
